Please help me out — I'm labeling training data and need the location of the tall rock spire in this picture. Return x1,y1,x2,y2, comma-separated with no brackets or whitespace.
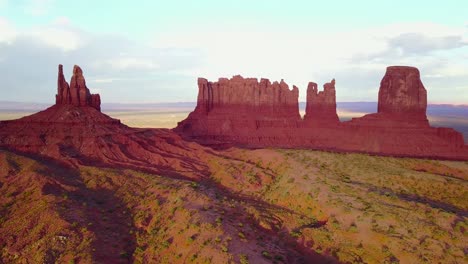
56,64,70,104
303,79,339,125
55,64,101,111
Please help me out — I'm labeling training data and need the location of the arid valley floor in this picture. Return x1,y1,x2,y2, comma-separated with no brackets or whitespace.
1,103,468,263
1,146,467,263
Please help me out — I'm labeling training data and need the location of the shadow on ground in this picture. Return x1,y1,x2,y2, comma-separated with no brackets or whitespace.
27,154,137,263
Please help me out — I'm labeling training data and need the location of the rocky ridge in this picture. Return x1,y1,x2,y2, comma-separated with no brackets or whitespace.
176,66,468,160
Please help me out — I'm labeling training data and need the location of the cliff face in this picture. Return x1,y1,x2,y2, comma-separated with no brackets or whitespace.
195,75,300,117
176,66,468,160
378,66,427,117
351,66,429,128
55,65,101,111
304,79,339,125
176,76,303,139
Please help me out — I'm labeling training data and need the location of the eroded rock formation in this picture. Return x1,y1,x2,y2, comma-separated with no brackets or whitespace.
0,65,211,179
56,64,101,111
0,64,466,161
378,66,427,117
303,79,339,125
196,75,300,117
177,75,302,138
176,66,468,160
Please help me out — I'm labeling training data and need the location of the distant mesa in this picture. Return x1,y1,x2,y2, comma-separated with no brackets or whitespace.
56,64,101,111
176,66,468,160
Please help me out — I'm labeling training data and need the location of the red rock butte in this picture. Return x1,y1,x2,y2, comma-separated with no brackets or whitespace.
0,65,212,179
176,66,468,160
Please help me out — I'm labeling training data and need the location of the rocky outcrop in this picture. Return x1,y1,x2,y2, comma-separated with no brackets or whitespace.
176,66,468,160
350,66,429,128
0,65,211,180
1,64,466,161
56,64,70,105
378,66,427,117
55,64,101,111
195,75,300,117
177,75,302,138
303,79,339,125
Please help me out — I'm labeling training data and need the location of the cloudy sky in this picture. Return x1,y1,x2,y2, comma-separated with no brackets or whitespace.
0,0,467,104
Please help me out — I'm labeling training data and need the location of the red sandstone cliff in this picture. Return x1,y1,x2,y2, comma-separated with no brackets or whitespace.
56,65,101,111
195,75,300,117
349,66,429,128
177,75,302,137
303,79,339,125
378,66,427,117
176,67,468,160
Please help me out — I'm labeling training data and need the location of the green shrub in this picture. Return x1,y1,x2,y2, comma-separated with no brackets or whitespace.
239,254,249,264
261,251,271,259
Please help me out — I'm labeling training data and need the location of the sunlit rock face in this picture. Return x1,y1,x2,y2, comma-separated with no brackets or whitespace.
378,66,427,117
176,66,468,160
56,64,101,111
303,79,339,125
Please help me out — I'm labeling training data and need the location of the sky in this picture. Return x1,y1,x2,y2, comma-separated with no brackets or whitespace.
0,0,467,104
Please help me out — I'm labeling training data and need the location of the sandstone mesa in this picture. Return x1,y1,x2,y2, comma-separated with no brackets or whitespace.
176,66,467,160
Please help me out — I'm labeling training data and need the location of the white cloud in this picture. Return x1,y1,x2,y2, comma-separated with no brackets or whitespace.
29,27,84,51
91,57,160,71
0,17,201,103
0,17,466,104
110,57,159,70
0,17,17,44
91,78,118,83
0,17,85,51
150,21,468,103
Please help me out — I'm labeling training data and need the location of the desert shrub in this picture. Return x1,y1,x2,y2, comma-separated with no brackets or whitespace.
162,240,171,248
221,245,228,252
290,230,302,238
239,254,249,264
261,251,271,259
189,254,198,262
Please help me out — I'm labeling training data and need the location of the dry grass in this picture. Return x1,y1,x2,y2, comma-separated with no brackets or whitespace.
1,148,467,263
